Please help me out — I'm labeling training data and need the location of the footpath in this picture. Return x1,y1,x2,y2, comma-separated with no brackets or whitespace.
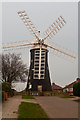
2,95,37,118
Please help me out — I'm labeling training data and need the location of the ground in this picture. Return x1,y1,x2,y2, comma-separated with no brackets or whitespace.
2,95,79,118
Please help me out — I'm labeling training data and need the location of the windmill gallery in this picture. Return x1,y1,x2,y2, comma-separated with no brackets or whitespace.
3,11,76,91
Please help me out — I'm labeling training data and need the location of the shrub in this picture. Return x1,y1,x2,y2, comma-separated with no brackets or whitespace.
73,81,80,96
77,82,80,96
2,82,14,97
2,82,11,93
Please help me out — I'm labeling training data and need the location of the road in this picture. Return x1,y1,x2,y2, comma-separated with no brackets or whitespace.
35,96,78,118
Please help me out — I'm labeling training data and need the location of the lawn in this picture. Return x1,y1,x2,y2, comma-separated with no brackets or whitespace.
62,95,74,98
73,99,80,102
18,102,48,118
22,95,34,99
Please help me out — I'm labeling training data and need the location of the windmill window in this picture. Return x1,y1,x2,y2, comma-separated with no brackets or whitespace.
41,55,45,57
41,57,45,59
35,52,40,54
35,57,39,59
41,68,45,70
41,64,44,66
35,54,39,56
40,71,44,73
35,51,40,53
34,75,38,77
35,68,39,70
41,67,44,70
41,56,45,58
41,75,44,77
41,53,45,55
35,71,39,73
41,60,45,62
35,64,39,66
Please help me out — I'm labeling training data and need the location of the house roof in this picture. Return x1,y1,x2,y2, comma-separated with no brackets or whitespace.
63,78,80,89
52,83,62,90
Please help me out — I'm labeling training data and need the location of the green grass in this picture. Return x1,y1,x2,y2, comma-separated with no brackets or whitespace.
22,95,34,99
18,102,48,118
62,95,74,98
73,99,80,102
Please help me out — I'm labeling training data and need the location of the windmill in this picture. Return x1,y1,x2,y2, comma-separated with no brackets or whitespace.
3,11,76,91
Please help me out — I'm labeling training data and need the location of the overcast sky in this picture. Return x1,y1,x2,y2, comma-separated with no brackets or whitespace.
2,2,78,87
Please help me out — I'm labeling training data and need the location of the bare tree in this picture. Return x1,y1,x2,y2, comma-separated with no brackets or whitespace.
1,53,28,83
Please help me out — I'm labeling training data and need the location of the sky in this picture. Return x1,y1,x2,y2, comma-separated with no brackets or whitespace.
2,2,78,89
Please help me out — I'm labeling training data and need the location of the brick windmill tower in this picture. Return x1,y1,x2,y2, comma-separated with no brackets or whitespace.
3,11,76,91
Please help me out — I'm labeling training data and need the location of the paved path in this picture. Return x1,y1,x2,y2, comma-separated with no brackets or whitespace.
2,95,37,118
35,96,78,118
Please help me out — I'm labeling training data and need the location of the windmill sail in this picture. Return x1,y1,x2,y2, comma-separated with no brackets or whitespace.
18,11,40,41
46,44,76,59
43,16,66,41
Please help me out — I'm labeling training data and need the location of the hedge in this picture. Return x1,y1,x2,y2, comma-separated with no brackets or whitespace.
73,81,80,96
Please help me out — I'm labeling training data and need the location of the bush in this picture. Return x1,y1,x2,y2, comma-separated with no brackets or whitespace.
2,82,11,92
2,82,14,97
73,81,80,96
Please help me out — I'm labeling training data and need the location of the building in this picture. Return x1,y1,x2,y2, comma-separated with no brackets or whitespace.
52,83,63,92
63,78,80,95
27,48,52,91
